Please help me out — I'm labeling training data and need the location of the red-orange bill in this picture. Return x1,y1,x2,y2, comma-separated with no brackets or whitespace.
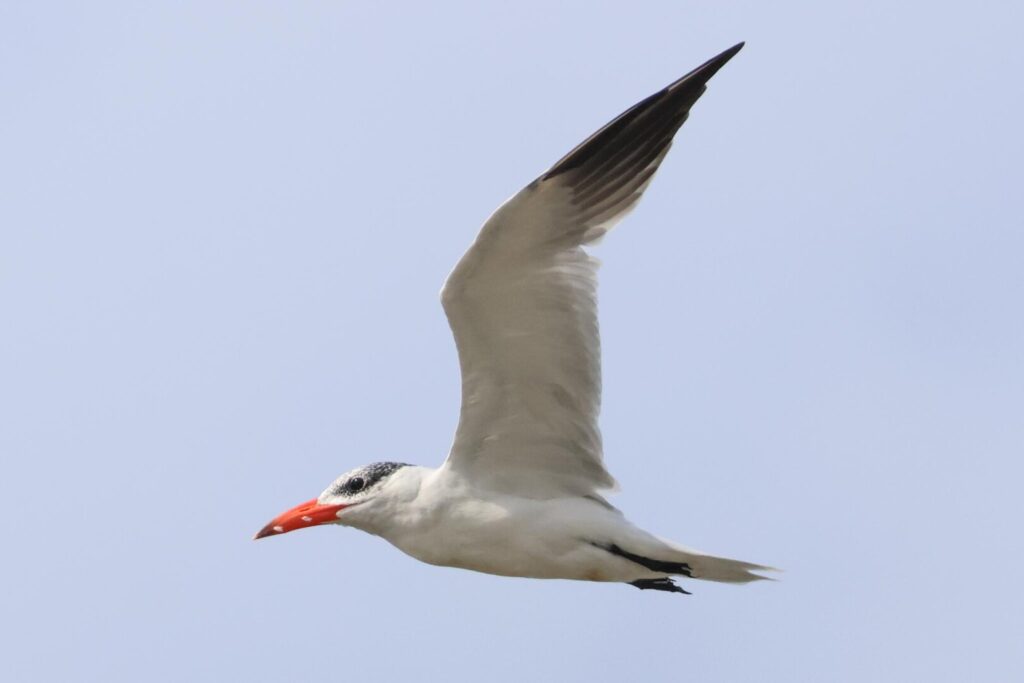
253,498,347,540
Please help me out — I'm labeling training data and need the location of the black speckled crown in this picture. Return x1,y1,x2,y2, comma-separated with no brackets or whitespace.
334,462,410,496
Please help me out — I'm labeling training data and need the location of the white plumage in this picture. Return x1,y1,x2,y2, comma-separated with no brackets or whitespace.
256,43,774,595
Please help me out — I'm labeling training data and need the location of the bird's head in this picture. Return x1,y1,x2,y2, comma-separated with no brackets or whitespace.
253,461,415,540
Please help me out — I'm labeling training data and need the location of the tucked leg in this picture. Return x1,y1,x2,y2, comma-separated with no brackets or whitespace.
629,578,691,594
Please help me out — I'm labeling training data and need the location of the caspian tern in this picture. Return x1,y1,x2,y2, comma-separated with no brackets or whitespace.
255,42,773,594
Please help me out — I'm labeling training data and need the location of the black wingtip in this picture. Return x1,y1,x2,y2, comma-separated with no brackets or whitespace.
669,41,746,91
541,42,745,182
725,41,746,58
713,41,746,65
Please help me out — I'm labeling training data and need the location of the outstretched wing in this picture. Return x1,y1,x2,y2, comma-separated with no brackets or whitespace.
440,44,744,498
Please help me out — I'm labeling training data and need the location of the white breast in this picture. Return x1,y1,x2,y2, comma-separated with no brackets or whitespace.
375,472,661,582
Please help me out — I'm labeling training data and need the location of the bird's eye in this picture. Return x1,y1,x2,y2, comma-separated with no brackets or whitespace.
347,476,365,493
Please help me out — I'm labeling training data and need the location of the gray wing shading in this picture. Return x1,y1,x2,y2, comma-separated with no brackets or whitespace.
440,44,744,498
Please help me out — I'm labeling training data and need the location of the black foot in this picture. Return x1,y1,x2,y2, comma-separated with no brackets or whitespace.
593,543,693,577
630,578,691,595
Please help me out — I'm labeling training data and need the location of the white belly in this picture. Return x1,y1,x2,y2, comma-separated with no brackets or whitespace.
378,491,664,583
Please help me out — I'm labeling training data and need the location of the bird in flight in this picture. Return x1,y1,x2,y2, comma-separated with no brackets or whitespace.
255,43,773,594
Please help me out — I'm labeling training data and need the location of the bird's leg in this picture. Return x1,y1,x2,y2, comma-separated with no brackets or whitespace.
629,578,691,594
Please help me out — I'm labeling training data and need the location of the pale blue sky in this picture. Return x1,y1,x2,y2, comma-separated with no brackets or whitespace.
2,2,1022,681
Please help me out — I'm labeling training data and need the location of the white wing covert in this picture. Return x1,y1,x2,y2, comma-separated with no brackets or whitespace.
440,44,744,498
